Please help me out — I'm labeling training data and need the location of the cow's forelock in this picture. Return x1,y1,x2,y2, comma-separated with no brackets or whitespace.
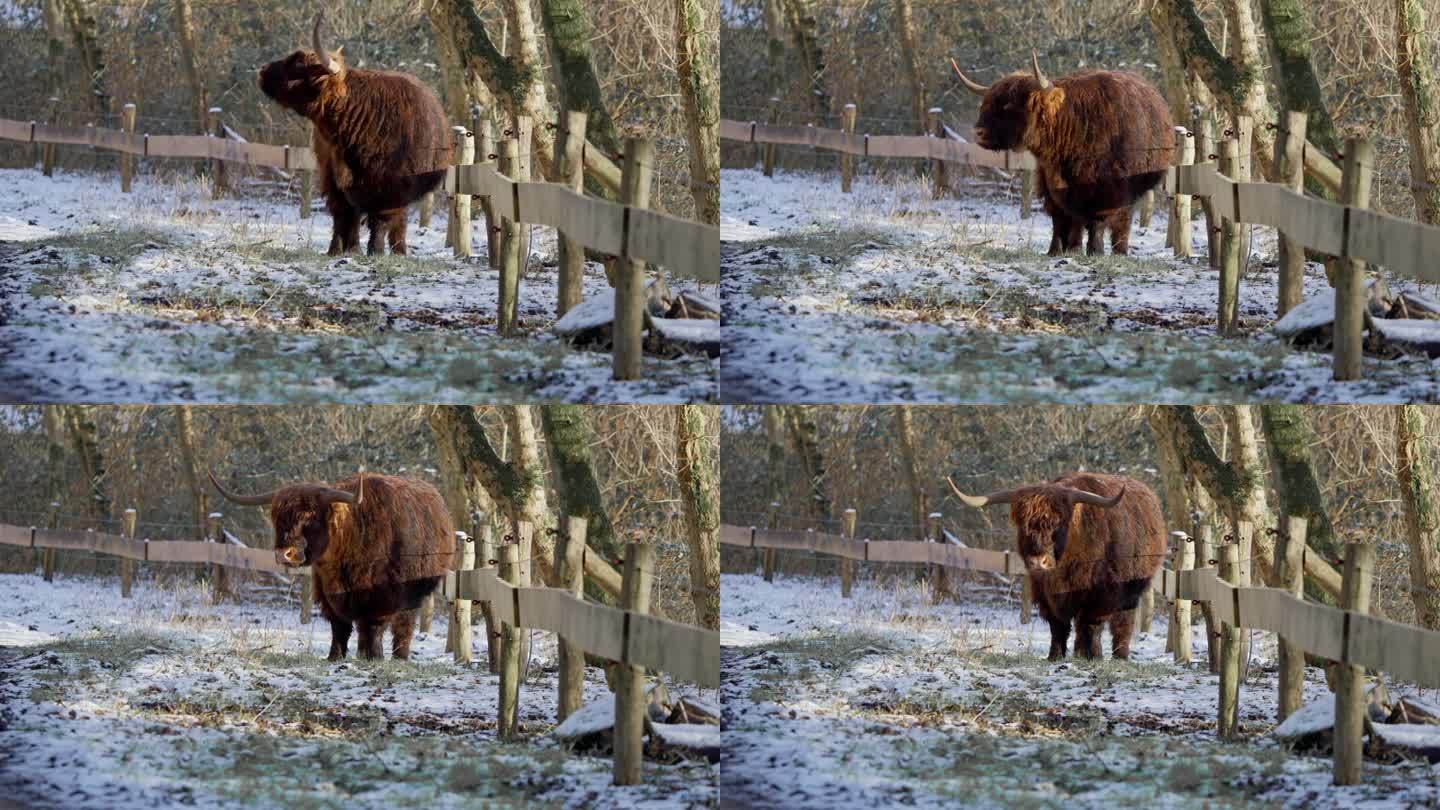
974,75,1042,151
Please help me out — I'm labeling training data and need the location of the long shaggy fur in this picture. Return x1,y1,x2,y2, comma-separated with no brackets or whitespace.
973,70,1174,255
258,47,449,256
269,474,454,660
1005,473,1166,660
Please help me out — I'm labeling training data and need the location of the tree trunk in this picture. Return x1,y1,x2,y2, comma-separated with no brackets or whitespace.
675,406,719,630
43,0,65,100
61,0,105,118
430,12,474,124
62,406,107,520
782,406,828,520
1149,406,1191,532
782,0,827,118
674,0,720,224
540,0,621,160
540,405,622,601
764,0,786,98
895,406,925,539
764,406,786,512
1147,0,1192,127
1395,406,1440,629
1258,404,1340,602
429,409,499,532
893,0,925,134
43,406,66,509
1258,0,1340,159
173,0,207,135
1395,0,1440,223
174,406,205,540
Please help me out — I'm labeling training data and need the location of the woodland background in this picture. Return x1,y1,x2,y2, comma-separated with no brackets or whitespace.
0,0,720,222
0,405,720,629
721,0,1440,223
721,405,1440,632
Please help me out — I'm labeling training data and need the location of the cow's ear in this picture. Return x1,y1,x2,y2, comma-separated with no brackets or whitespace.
1032,86,1065,120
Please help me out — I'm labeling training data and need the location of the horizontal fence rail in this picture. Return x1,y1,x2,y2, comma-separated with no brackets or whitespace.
722,522,1440,689
442,564,717,688
0,521,302,575
720,117,1037,171
0,116,317,170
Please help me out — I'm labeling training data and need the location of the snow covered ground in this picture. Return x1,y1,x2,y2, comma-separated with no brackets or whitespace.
721,571,1440,808
0,571,717,809
721,167,1440,403
0,168,717,402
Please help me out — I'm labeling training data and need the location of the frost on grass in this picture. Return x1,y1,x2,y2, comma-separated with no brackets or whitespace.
721,572,1440,809
0,168,716,403
0,572,717,809
720,167,1440,403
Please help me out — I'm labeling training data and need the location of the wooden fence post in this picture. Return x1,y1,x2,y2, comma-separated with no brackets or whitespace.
477,116,499,268
1218,137,1242,335
1019,572,1032,624
453,532,475,664
614,542,655,786
840,104,857,194
1217,541,1242,739
207,512,226,603
419,591,434,634
299,570,312,624
762,501,778,581
555,110,589,318
120,104,136,193
497,138,521,335
1276,515,1308,722
1194,109,1221,268
452,125,474,259
1233,114,1254,263
1334,541,1375,786
762,97,779,177
927,107,947,198
298,124,313,220
1171,532,1194,663
513,115,534,269
1334,138,1375,382
1171,127,1194,257
840,508,856,597
927,512,947,603
42,502,58,581
1138,571,1155,634
121,508,136,597
207,107,227,198
557,515,588,722
1018,164,1034,220
42,97,58,177
614,137,655,381
497,541,522,739
478,524,500,673
1139,189,1155,229
1197,521,1220,672
418,191,433,229
1275,111,1309,317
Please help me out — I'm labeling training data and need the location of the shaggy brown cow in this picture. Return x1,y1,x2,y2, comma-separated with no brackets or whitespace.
258,14,449,256
953,54,1174,256
210,471,454,660
947,472,1165,660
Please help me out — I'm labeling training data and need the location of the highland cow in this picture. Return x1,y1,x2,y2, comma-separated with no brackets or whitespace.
258,14,449,256
953,54,1175,256
210,471,454,660
947,472,1165,660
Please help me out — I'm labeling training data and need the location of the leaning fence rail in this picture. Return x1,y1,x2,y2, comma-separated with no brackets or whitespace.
722,519,1440,784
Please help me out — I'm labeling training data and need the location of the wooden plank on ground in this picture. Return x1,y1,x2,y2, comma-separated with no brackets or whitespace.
1348,208,1440,284
0,119,31,142
0,524,32,547
145,540,214,564
719,119,753,142
626,208,719,283
1347,613,1440,688
628,612,719,688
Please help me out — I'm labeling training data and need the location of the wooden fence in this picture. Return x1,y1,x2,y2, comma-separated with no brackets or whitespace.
722,515,1440,785
722,106,1440,383
1,103,720,382
0,511,719,786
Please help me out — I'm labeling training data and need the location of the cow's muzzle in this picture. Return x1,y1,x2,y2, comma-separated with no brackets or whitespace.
277,547,306,567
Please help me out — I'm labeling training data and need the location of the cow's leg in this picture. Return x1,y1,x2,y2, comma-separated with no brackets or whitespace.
365,213,387,256
1109,208,1134,255
390,610,416,660
355,620,384,660
326,618,352,661
1063,219,1085,254
1045,617,1071,660
1109,610,1136,660
384,209,409,256
326,197,360,256
1085,220,1105,256
1074,620,1104,659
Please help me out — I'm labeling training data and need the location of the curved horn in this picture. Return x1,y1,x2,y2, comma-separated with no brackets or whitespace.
1066,484,1126,509
1031,50,1050,90
946,476,1017,508
208,471,278,507
950,57,989,96
320,473,363,507
312,13,338,74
